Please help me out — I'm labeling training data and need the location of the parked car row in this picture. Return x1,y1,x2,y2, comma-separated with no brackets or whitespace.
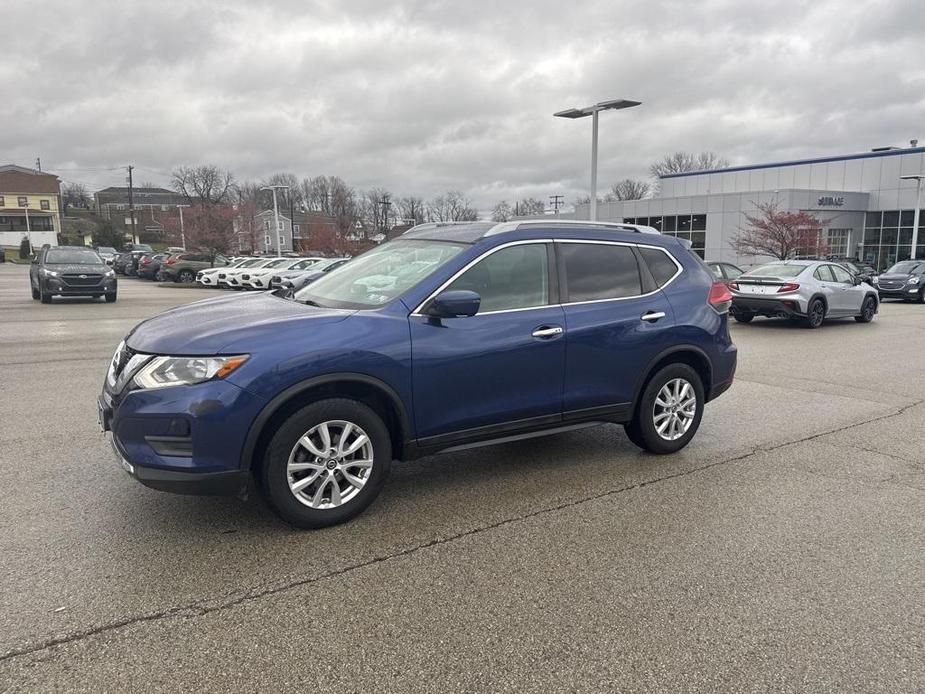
197,255,350,293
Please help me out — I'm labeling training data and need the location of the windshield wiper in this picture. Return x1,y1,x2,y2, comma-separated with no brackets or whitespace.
301,299,325,308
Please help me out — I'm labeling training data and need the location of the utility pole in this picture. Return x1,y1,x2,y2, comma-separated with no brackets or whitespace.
261,185,288,255
549,195,564,215
34,157,41,172
126,165,137,244
378,194,392,233
177,205,189,249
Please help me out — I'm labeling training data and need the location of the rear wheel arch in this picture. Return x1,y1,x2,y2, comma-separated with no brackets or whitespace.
632,346,713,412
808,293,828,314
242,374,410,476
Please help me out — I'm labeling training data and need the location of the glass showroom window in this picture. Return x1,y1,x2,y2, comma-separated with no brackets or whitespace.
862,210,924,269
825,229,850,257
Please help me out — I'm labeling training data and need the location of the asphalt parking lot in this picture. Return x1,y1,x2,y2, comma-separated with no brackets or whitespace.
0,263,922,693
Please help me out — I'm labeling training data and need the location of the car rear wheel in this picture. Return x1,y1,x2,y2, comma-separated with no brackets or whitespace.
260,398,392,528
177,270,195,283
854,295,876,322
733,313,754,323
804,299,825,328
625,363,704,454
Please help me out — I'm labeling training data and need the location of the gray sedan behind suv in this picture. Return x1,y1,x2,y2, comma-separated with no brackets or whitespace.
873,260,925,302
730,260,878,328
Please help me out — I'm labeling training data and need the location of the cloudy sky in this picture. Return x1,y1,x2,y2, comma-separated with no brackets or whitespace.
5,0,924,213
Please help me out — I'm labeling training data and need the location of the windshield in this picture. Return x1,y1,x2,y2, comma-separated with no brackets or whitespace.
132,244,153,252
292,258,321,270
45,249,103,265
238,258,267,268
96,247,116,254
295,240,467,309
743,263,807,278
885,261,924,274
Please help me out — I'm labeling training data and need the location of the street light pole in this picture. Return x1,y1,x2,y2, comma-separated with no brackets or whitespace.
554,98,641,221
176,204,189,249
901,174,924,260
261,186,289,256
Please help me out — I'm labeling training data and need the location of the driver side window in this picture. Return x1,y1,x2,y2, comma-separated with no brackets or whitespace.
445,244,549,314
830,265,853,284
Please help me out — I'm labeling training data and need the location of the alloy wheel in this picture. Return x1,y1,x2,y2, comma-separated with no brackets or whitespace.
652,378,696,441
286,420,374,509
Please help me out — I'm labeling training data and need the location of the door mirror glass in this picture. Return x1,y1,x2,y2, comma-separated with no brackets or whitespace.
427,290,481,318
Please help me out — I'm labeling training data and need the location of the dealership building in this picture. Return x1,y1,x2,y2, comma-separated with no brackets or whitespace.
574,145,925,269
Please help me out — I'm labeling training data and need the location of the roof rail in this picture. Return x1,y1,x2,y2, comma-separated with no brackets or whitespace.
484,219,660,236
404,221,486,233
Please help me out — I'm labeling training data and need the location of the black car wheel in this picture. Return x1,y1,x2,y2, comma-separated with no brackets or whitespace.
40,285,52,304
804,299,825,329
31,285,39,300
625,363,704,455
855,296,877,323
260,398,392,528
177,270,195,283
105,292,117,303
917,288,925,304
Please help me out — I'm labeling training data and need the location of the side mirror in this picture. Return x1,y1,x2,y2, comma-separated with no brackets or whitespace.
855,275,867,285
426,290,481,318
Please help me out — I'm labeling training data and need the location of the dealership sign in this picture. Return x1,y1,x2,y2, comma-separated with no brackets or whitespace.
817,196,845,207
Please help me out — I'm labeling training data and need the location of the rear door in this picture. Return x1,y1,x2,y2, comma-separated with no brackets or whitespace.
812,265,845,313
558,241,676,419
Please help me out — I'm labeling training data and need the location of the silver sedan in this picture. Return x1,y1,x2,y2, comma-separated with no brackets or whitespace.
729,260,879,328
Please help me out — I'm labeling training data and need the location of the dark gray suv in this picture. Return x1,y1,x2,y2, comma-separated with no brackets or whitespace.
30,246,117,303
874,260,925,302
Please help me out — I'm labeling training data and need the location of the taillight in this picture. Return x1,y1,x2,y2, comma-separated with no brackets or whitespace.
777,283,800,293
709,281,733,313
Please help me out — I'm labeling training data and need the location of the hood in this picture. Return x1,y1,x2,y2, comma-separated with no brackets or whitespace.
877,273,916,281
45,263,108,274
126,292,353,355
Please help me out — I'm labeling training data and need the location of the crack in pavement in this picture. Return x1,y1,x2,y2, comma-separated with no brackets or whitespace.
3,397,924,664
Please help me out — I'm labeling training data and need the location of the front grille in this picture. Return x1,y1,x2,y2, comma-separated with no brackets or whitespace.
241,274,251,280
62,273,103,286
879,281,901,289
218,273,226,279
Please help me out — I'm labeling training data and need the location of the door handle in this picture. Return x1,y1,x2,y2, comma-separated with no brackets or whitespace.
641,311,666,323
532,325,564,339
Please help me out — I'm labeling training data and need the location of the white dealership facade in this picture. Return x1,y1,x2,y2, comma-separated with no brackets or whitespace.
575,146,925,269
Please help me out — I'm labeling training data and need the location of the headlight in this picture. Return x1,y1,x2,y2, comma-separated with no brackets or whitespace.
871,276,879,284
908,277,920,285
133,355,249,390
42,269,59,277
105,269,115,278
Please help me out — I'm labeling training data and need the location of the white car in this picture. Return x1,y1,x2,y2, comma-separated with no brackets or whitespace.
218,257,283,289
197,258,252,287
240,257,326,290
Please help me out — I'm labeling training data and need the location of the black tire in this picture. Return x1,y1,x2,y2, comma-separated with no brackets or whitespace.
31,285,39,300
733,313,754,323
40,285,52,304
854,295,877,323
804,298,825,329
260,398,392,528
626,363,704,455
105,292,117,303
917,288,925,304
177,270,195,283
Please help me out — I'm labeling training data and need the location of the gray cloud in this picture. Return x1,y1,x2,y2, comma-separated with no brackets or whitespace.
5,0,924,213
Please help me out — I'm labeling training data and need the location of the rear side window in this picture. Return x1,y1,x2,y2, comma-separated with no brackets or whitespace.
561,243,641,302
639,247,679,287
814,265,835,282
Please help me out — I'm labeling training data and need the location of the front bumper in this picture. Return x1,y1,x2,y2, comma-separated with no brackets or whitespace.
876,285,919,299
98,377,266,497
45,278,116,295
731,296,805,318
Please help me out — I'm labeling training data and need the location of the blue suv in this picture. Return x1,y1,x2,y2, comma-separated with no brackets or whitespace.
98,221,737,528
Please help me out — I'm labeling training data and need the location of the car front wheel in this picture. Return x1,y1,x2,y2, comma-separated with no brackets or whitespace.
854,295,877,323
624,363,704,454
260,398,392,528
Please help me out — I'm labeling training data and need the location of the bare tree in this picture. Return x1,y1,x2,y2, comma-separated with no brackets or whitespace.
427,191,478,222
397,196,426,225
650,152,729,178
491,200,513,222
604,178,650,201
730,201,830,260
61,182,90,211
359,187,394,234
514,197,546,216
172,165,235,205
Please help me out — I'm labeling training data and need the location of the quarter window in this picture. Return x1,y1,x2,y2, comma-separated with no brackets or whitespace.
639,247,679,287
445,243,549,313
561,243,642,302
